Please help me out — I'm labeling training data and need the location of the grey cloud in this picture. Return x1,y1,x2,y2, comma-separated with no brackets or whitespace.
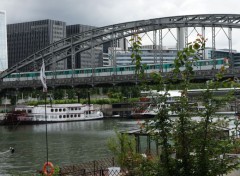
2,0,240,50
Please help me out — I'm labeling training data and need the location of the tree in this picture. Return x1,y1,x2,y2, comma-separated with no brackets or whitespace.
109,34,240,176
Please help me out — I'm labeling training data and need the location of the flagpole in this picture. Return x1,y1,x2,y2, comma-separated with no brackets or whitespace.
40,59,49,165
45,91,48,164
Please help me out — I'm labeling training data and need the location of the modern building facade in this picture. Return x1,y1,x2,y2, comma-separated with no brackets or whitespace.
66,24,103,68
7,19,66,69
110,45,178,66
105,45,236,67
0,11,8,71
66,24,95,35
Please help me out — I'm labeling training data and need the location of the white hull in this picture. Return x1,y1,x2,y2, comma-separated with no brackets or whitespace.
15,104,104,123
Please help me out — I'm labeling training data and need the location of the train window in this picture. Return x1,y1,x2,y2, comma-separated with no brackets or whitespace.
56,71,63,75
85,69,92,73
64,71,71,75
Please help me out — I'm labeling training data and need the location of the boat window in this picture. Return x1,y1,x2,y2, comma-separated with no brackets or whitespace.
63,115,66,118
79,108,81,110
75,108,77,110
67,115,69,118
71,115,73,118
63,109,66,111
59,115,62,118
74,114,77,117
71,108,74,111
59,109,62,112
27,109,32,113
55,109,58,112
78,114,80,117
51,109,54,112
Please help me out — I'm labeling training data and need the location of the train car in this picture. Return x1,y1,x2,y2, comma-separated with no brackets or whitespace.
2,58,228,82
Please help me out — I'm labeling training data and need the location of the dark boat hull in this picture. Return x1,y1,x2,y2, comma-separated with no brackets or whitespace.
130,113,156,119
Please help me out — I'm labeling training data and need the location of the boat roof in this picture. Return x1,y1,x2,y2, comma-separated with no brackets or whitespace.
158,90,181,97
15,104,92,108
37,104,85,107
142,87,240,97
141,90,181,97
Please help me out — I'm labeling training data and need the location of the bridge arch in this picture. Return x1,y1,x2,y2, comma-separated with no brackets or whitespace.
2,14,240,80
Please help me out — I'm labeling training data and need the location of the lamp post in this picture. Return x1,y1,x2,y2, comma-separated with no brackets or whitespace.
234,77,239,138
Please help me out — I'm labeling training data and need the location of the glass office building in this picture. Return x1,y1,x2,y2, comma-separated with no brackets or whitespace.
0,11,8,71
7,19,66,69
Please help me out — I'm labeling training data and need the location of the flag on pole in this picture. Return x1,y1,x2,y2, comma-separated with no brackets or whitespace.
40,60,47,92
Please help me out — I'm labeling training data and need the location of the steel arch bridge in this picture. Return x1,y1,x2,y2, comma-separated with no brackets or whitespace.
1,14,240,87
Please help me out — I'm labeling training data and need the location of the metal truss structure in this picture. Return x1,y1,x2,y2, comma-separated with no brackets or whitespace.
1,14,240,80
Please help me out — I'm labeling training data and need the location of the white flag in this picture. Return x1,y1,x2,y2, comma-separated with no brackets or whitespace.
40,60,47,92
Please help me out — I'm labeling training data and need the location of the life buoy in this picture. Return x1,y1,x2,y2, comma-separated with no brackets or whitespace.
42,162,54,176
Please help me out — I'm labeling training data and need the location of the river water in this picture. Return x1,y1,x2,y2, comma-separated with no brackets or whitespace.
0,118,140,175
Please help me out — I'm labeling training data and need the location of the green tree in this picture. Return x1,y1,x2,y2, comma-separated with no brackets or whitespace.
66,88,76,99
53,89,65,100
109,35,240,176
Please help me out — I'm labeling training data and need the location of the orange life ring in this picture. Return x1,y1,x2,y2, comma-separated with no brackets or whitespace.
42,162,54,176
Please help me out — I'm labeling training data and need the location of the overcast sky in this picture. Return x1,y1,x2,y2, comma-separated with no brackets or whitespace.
2,0,240,49
2,0,240,26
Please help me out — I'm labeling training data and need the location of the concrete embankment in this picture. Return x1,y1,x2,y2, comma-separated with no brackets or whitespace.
94,103,132,118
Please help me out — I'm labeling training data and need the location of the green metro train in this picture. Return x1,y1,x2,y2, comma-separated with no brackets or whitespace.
3,58,228,82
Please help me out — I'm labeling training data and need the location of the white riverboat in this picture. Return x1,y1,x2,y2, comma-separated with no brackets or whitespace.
2,104,103,125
